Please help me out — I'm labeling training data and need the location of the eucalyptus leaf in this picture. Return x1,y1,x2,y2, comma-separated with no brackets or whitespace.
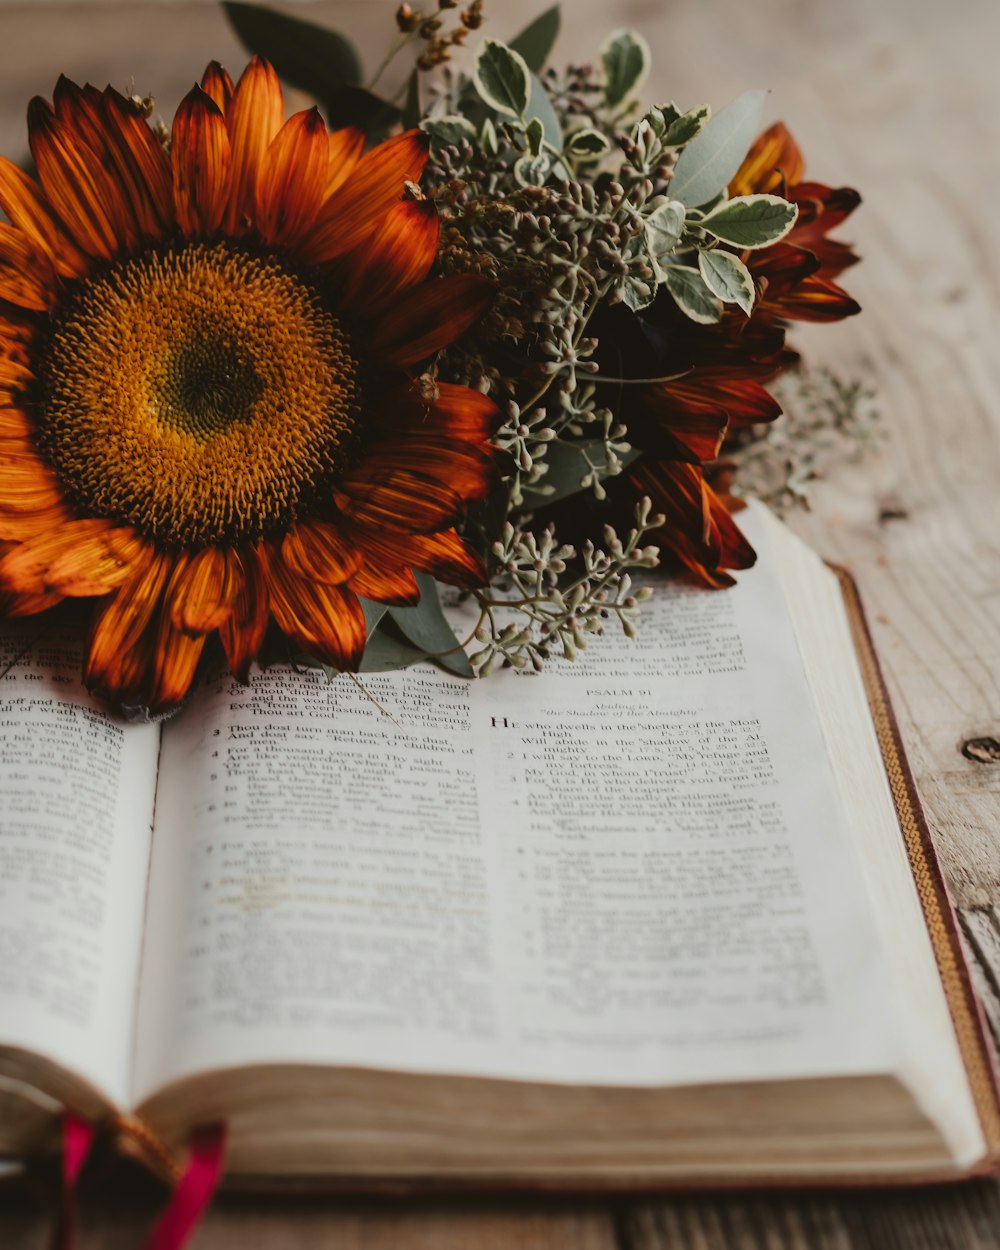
388,573,473,677
663,103,711,149
620,274,656,312
698,249,755,315
644,199,686,276
421,114,478,150
509,4,561,72
360,598,388,637
700,193,799,249
525,116,545,157
664,265,723,324
474,38,531,118
566,127,610,157
223,2,361,98
480,116,498,156
600,29,651,112
668,88,765,207
523,440,641,507
359,627,429,673
514,152,552,186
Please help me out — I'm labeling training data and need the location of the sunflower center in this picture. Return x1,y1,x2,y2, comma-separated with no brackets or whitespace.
38,242,362,546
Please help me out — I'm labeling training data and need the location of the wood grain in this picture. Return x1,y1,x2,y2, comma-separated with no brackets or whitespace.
1,0,999,1246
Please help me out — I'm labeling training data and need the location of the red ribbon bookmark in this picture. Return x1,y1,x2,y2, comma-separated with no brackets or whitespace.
51,1112,96,1250
142,1123,227,1250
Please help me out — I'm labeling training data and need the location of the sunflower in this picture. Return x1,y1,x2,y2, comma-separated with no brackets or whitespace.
564,124,862,587
0,58,499,714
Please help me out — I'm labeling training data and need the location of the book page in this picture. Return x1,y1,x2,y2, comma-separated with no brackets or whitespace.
134,506,907,1102
0,624,159,1110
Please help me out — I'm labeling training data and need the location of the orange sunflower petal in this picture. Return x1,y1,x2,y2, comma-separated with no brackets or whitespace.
168,546,242,634
167,547,241,635
731,122,805,197
339,198,440,320
338,469,466,534
29,87,128,258
101,88,174,240
256,107,330,246
219,546,269,683
0,408,33,441
0,347,37,389
201,61,235,114
171,85,232,238
302,129,430,265
367,274,494,368
281,518,363,585
0,449,65,511
146,614,207,715
0,223,58,312
0,520,149,597
360,527,486,591
326,126,365,197
349,558,420,606
222,56,284,235
0,156,87,279
0,499,73,541
265,548,367,670
84,553,171,705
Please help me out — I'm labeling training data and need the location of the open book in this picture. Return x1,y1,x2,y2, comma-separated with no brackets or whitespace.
1,503,997,1187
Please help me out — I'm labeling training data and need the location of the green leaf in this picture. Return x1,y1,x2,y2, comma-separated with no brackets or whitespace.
514,152,551,187
223,2,361,98
420,114,478,150
644,199,686,276
523,440,641,507
325,86,400,139
360,598,388,637
566,127,610,157
525,116,545,156
700,193,799,249
525,71,563,151
619,274,655,312
359,627,428,673
474,38,531,118
401,69,421,130
600,29,651,112
697,249,755,315
664,265,723,324
668,88,765,207
663,103,711,149
508,5,561,73
388,574,473,677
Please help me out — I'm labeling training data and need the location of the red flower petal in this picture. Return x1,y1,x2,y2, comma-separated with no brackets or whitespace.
0,156,87,279
339,198,440,319
367,274,494,367
201,61,235,114
281,518,363,585
256,107,330,245
301,129,430,265
219,546,270,683
265,547,367,670
171,85,232,238
223,56,284,235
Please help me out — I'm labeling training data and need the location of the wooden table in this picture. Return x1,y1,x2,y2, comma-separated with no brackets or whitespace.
2,0,1000,1244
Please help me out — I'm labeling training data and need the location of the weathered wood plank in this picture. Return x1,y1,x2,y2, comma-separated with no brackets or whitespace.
959,909,1000,1049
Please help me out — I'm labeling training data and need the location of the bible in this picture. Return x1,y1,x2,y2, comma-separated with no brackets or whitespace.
0,502,997,1187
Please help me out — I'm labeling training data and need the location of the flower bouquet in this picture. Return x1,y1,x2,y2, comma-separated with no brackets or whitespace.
0,1,860,715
